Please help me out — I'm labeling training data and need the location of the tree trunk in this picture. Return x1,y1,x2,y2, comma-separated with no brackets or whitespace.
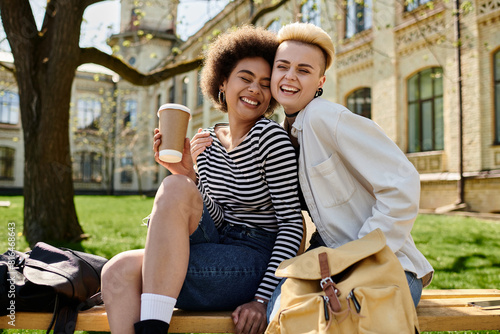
1,0,86,245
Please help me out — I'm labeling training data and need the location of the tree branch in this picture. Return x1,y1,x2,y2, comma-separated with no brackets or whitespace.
77,1,292,87
251,0,291,25
0,61,15,74
81,0,107,9
0,0,39,57
79,47,203,86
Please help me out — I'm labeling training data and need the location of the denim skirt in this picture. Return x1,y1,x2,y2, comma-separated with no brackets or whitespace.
175,205,276,311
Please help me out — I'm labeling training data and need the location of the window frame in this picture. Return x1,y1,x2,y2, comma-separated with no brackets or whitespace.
301,0,321,26
494,49,500,145
404,0,432,12
346,87,372,119
0,91,20,125
120,152,134,184
344,0,372,39
407,67,444,153
77,98,102,130
73,151,103,183
123,99,138,129
182,76,189,106
0,146,15,180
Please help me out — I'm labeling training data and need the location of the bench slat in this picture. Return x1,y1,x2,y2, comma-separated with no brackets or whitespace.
418,306,500,331
421,288,500,298
2,289,500,333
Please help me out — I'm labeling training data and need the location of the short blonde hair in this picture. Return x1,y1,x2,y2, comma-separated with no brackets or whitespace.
277,22,335,72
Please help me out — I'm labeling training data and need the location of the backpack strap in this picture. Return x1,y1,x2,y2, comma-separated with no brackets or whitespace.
319,252,341,312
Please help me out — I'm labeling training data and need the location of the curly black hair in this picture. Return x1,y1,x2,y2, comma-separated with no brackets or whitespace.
200,25,279,116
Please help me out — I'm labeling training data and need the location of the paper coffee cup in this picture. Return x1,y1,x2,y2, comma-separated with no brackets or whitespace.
157,104,191,163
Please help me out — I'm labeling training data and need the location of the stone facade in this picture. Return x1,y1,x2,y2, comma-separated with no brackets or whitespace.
1,0,499,212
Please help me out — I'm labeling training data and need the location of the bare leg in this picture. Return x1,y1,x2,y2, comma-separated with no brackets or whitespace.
101,249,144,334
142,174,203,296
101,175,202,333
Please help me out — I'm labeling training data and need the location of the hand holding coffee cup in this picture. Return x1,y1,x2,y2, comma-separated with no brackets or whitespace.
157,104,192,163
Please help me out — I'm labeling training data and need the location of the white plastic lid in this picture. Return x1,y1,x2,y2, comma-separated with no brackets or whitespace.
157,103,191,118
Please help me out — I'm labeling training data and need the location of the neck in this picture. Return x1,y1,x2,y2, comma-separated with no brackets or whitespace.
284,109,301,118
220,114,259,151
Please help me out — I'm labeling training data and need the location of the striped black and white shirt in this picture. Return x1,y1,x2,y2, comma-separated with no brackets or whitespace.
196,118,303,300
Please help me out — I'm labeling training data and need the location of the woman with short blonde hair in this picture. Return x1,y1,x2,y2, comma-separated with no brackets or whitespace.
267,21,434,322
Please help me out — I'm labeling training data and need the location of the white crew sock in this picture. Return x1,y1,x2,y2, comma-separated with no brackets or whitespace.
140,293,177,324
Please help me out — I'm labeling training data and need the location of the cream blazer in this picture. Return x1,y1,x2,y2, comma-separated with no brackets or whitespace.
291,98,434,287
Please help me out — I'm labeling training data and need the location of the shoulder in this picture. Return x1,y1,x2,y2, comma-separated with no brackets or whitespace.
300,99,350,133
253,118,288,138
251,119,294,154
304,98,377,129
304,97,346,113
302,98,348,122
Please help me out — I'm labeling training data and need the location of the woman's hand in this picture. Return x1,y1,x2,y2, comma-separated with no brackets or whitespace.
153,129,197,182
232,301,268,334
190,128,212,164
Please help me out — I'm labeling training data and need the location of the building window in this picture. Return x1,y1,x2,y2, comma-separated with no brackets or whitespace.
346,88,371,119
301,0,320,26
168,80,176,103
345,0,372,39
77,98,101,130
120,152,134,184
407,67,444,153
267,19,281,33
182,76,189,106
495,50,500,145
123,99,138,129
73,151,102,183
0,147,14,180
0,91,19,125
197,72,204,107
405,0,432,12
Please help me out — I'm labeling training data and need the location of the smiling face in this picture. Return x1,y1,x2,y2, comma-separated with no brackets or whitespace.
221,57,272,123
271,41,326,114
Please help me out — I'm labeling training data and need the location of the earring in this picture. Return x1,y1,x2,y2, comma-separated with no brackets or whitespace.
218,90,226,104
314,88,323,98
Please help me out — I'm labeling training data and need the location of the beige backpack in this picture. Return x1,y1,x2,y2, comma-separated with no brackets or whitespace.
267,229,419,334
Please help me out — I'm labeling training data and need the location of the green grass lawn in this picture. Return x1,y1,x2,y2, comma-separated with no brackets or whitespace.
1,195,500,334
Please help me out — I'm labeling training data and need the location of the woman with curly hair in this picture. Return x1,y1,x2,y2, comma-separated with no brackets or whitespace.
101,25,303,334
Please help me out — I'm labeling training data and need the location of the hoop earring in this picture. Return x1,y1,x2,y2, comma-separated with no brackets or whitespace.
218,90,226,104
314,88,323,98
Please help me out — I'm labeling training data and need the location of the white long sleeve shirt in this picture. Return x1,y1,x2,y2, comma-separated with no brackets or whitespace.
291,98,433,287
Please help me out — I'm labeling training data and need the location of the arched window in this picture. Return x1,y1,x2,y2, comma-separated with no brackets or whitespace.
346,88,371,119
0,147,15,180
407,67,444,153
494,49,500,145
0,91,19,125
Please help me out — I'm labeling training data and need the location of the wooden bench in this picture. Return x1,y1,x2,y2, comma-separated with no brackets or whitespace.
1,289,499,332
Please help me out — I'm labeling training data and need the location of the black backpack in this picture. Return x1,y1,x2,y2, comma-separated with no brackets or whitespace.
0,242,108,333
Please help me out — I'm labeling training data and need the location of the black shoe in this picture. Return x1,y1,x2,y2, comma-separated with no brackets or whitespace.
134,319,170,334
